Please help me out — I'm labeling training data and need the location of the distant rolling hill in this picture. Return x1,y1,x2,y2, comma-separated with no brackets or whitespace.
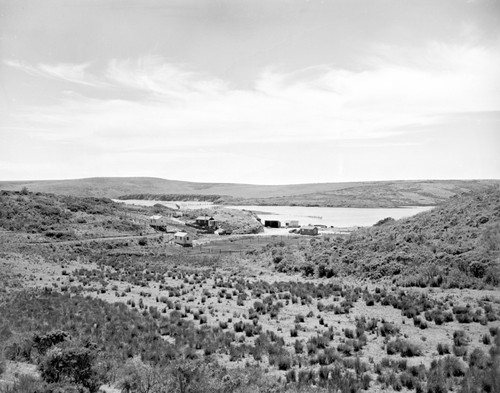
0,177,499,208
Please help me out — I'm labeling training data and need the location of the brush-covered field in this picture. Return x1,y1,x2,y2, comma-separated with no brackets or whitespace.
0,187,499,393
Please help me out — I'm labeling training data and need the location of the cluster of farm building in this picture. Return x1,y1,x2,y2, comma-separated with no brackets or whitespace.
147,212,333,247
262,219,321,236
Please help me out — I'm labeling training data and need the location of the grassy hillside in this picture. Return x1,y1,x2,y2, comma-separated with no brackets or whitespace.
262,186,500,288
0,190,149,240
0,190,264,244
228,179,500,207
1,177,499,207
119,193,232,203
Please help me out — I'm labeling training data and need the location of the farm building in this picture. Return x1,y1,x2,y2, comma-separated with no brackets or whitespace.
285,220,300,228
264,220,281,228
149,215,168,229
299,226,319,236
195,216,217,229
173,231,192,246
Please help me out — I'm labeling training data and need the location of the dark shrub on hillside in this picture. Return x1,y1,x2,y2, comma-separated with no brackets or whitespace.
317,347,338,366
469,348,489,370
380,322,399,337
295,314,305,323
442,355,467,377
233,321,244,333
426,309,452,325
453,330,468,347
437,343,451,355
344,328,355,339
386,339,422,357
33,330,70,356
294,340,304,354
39,345,102,393
427,360,449,393
453,346,467,357
276,354,292,371
399,371,422,391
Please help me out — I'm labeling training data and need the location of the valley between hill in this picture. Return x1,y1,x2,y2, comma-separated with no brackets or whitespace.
0,187,499,393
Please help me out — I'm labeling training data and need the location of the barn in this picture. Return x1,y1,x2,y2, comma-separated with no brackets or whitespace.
264,220,281,228
173,231,192,246
299,226,319,236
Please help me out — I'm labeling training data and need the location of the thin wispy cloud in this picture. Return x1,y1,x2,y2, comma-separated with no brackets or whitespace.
4,60,106,88
5,42,499,149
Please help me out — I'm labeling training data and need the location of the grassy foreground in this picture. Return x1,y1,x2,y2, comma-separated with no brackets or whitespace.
0,187,499,392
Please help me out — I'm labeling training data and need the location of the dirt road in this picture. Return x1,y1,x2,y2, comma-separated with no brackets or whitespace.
27,233,165,246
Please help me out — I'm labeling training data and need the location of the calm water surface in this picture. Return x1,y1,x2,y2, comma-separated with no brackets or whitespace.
226,205,433,227
115,199,434,227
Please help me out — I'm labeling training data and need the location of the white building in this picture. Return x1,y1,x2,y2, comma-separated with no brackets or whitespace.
173,231,192,246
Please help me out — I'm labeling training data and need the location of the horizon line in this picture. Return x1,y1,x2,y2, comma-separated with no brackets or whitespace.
1,176,499,187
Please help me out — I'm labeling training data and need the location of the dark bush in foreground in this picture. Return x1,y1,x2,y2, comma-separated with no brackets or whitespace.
39,346,102,392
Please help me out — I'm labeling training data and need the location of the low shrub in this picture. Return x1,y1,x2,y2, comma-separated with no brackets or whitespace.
437,342,451,355
453,330,468,347
294,314,305,323
453,345,467,357
386,339,422,357
380,322,399,337
344,328,355,339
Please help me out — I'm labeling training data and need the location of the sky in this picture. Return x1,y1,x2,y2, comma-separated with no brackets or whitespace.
1,0,499,184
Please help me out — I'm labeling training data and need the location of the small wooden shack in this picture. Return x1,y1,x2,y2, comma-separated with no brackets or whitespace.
299,226,319,236
173,231,192,246
285,220,300,228
195,216,217,229
150,215,168,230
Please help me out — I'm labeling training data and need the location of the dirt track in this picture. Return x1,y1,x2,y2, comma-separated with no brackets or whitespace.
26,233,165,246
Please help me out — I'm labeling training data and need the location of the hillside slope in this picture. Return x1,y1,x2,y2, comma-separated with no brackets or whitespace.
0,190,151,240
264,186,500,288
1,177,498,207
229,180,500,207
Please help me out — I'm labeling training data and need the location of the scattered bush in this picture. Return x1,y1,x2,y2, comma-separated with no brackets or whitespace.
386,339,422,357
